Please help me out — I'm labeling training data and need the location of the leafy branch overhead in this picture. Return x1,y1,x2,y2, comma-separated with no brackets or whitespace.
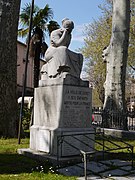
18,3,59,38
81,0,135,106
18,3,60,87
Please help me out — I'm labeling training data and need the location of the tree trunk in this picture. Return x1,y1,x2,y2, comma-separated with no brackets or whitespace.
103,0,130,129
34,41,41,88
0,0,21,137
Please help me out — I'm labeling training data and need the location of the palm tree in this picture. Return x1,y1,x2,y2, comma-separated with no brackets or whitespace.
18,3,60,87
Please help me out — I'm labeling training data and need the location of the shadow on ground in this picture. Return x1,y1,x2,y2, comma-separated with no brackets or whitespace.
0,153,50,174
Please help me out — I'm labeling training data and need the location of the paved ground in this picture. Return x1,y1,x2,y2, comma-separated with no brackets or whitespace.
58,159,135,180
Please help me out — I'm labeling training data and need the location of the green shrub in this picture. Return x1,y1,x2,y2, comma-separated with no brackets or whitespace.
22,107,32,130
18,105,32,130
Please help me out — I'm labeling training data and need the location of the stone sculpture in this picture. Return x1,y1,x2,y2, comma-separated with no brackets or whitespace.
28,18,94,159
18,19,94,162
41,18,83,79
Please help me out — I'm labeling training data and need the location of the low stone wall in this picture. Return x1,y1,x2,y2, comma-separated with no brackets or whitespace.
97,128,135,140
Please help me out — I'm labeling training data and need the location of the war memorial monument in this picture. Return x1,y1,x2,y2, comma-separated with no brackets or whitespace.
19,18,94,163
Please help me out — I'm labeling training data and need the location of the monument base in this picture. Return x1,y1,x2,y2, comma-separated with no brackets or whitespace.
30,126,95,157
28,76,95,162
17,148,83,166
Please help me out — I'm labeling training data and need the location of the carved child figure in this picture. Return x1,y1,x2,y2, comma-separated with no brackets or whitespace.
41,18,83,79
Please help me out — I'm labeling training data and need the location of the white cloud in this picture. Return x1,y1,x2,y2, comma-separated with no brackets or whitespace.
72,35,84,42
72,23,87,42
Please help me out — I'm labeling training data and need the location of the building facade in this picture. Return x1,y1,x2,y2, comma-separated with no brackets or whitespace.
17,41,45,97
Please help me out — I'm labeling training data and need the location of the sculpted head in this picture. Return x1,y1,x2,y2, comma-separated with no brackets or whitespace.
62,18,74,33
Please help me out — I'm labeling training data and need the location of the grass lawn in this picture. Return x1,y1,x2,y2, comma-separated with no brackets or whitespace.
94,134,135,164
0,138,77,180
1,135,135,180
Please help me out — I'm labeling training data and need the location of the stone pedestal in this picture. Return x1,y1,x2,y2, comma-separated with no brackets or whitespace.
30,126,94,156
30,76,95,157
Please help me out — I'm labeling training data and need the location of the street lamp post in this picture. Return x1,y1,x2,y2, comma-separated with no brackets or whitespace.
18,0,34,144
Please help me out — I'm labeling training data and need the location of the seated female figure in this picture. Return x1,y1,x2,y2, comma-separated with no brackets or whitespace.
41,18,83,79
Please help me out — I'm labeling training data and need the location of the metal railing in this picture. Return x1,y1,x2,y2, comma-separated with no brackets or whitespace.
56,131,95,166
56,130,134,179
80,131,134,179
92,109,135,131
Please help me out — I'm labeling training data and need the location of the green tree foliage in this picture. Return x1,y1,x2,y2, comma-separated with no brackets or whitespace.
81,0,135,107
22,107,31,130
81,15,112,105
128,1,135,73
18,3,60,87
18,3,59,38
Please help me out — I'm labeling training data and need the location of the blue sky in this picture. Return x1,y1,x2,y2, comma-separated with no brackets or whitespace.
19,0,105,51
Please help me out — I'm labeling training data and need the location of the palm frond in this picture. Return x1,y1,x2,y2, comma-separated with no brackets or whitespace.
21,3,39,15
19,3,40,27
33,4,53,28
19,13,30,26
47,21,60,35
18,28,29,38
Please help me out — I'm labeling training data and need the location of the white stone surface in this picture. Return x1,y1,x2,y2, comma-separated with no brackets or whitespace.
41,18,83,79
33,85,92,129
30,126,50,152
30,82,94,156
30,126,95,156
39,74,89,87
